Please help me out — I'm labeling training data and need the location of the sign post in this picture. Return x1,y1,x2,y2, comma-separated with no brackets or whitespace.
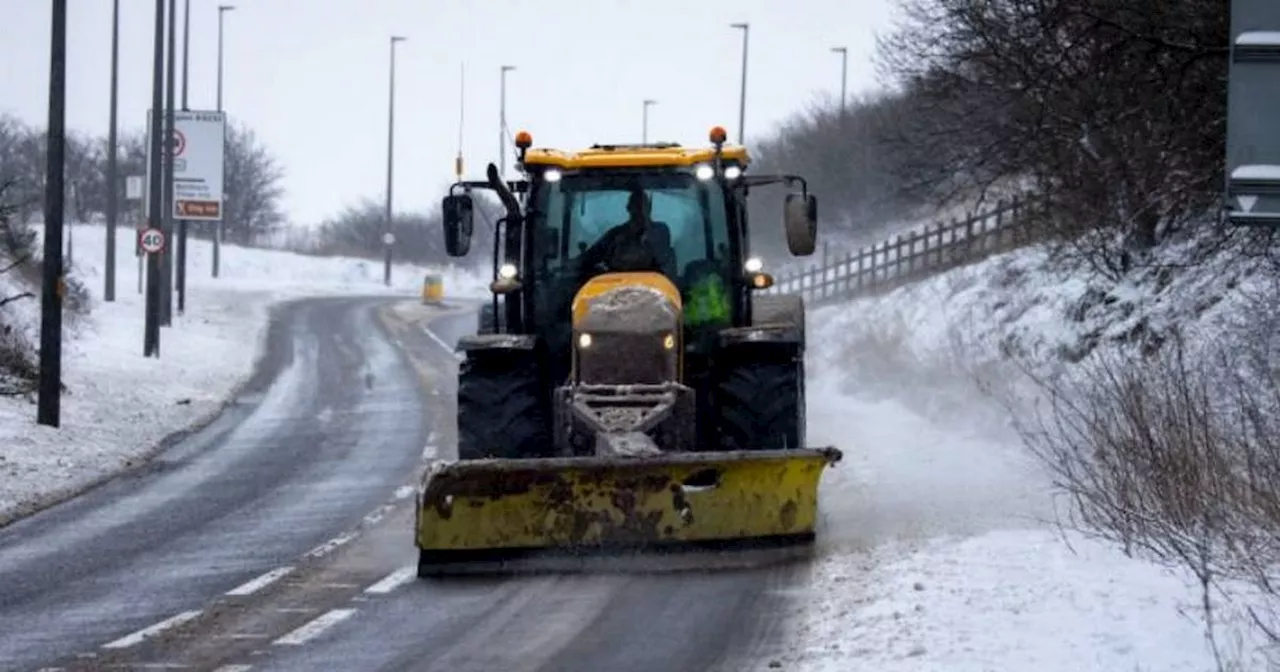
126,175,144,293
1224,0,1280,226
145,109,226,310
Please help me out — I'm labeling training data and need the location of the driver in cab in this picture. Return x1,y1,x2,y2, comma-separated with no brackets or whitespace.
578,188,677,279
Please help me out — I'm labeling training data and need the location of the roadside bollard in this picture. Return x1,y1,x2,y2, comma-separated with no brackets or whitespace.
422,274,444,305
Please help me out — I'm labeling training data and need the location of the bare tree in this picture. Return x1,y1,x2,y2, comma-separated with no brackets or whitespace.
220,122,285,245
878,0,1228,277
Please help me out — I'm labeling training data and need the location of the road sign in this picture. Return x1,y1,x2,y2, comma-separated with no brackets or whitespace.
145,109,226,221
139,227,165,254
126,175,144,201
1224,0,1280,226
383,232,396,246
171,128,186,157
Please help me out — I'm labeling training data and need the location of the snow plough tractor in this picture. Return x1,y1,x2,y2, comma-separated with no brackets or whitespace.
415,126,842,575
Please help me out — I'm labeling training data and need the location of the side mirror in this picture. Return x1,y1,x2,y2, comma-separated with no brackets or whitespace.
784,193,817,256
442,194,474,257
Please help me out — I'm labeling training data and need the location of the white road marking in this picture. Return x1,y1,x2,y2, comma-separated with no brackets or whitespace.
363,566,416,595
225,567,294,596
272,608,357,645
303,530,358,559
394,485,415,500
102,610,203,649
213,665,254,672
421,444,439,459
422,325,460,359
362,503,395,526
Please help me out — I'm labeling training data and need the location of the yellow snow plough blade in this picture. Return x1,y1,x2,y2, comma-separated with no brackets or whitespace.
415,447,841,575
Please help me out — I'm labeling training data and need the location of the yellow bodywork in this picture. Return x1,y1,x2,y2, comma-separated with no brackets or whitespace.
571,271,682,324
523,144,750,170
415,448,840,554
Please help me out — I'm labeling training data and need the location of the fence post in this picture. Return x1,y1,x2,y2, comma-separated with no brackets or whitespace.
856,245,867,294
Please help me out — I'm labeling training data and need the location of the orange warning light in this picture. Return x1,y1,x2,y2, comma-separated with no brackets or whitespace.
709,126,728,144
514,130,533,149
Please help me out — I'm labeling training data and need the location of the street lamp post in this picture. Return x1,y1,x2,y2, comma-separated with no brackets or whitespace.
213,4,233,279
37,0,67,427
499,65,515,177
384,35,406,287
731,22,749,144
642,99,656,144
160,0,177,327
144,0,166,357
177,0,191,315
831,46,848,114
104,0,120,302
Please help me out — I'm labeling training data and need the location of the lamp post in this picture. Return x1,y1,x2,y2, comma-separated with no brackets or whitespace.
384,35,406,287
730,22,749,144
642,99,656,144
160,0,177,327
831,46,848,114
499,64,516,176
104,0,120,302
213,4,233,279
177,0,191,314
37,0,67,426
144,0,166,357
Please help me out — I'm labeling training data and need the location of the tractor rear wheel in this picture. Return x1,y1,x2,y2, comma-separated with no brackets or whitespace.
456,350,551,460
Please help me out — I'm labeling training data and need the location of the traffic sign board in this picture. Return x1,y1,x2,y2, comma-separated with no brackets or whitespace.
383,232,396,246
139,227,165,254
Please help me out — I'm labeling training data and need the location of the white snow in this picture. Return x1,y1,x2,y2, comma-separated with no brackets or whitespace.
776,229,1276,670
0,224,485,524
1236,31,1280,47
1232,164,1280,181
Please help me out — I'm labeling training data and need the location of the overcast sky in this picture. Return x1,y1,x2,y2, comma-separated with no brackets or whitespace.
2,0,895,226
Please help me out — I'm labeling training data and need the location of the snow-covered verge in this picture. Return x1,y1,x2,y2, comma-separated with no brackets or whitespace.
775,228,1278,670
0,223,486,525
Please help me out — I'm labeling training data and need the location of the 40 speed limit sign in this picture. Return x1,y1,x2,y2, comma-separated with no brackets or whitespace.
139,227,166,254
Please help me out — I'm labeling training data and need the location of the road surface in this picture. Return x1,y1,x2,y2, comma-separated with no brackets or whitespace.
2,298,801,672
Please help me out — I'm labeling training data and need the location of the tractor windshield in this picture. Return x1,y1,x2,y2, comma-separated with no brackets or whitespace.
532,171,732,287
529,170,737,357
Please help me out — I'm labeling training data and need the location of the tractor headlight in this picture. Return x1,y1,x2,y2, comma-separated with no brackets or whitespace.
544,168,562,183
694,164,714,181
663,333,675,350
498,263,518,280
578,333,593,349
744,256,763,273
724,165,742,180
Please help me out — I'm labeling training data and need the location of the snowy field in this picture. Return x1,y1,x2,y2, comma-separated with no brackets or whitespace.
0,224,485,524
778,234,1276,671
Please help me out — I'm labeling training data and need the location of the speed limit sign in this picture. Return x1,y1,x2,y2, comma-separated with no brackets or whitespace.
139,227,165,254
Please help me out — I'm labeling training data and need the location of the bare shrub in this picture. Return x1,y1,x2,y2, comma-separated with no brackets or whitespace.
1014,293,1280,668
0,179,38,396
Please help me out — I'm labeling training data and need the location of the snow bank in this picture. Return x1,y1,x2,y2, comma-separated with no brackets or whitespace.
780,228,1276,670
0,224,486,525
782,527,1268,672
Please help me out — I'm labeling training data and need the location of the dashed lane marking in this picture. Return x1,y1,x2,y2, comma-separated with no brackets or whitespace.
302,530,358,560
272,608,357,646
102,610,203,649
362,503,395,526
212,666,254,672
363,566,416,595
225,566,295,597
